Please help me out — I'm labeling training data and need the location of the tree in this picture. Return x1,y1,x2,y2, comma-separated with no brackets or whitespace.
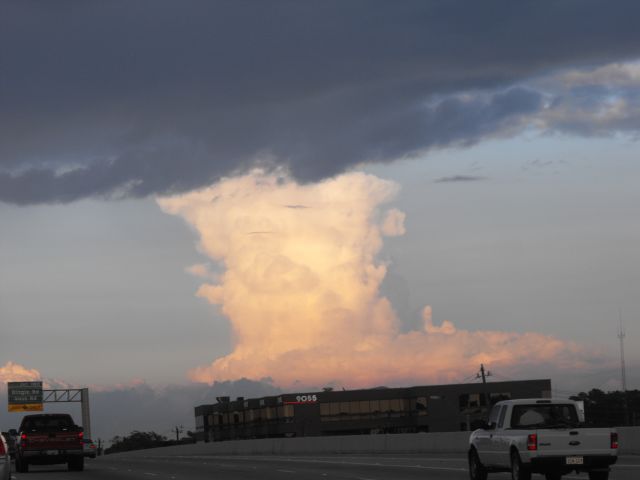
105,431,169,454
571,389,639,426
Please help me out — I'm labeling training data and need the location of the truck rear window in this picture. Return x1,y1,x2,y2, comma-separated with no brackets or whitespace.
21,416,74,432
511,404,579,429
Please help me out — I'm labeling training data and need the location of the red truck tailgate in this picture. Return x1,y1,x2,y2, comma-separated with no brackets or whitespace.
23,431,83,451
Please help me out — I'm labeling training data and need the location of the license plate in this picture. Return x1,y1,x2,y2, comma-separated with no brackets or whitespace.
45,450,59,455
566,456,584,465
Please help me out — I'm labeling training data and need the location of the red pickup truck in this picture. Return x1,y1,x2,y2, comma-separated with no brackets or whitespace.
14,413,85,472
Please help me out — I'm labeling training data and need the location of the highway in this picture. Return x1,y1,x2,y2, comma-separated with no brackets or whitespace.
9,454,640,480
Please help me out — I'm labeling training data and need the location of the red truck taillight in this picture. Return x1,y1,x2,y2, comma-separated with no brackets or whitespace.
0,439,6,455
21,433,27,448
527,433,538,451
611,432,619,449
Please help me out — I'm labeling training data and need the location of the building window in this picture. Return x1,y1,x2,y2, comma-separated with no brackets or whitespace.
490,392,511,405
459,393,486,412
414,397,428,416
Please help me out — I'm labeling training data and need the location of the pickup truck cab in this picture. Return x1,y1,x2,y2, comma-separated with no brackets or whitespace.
468,398,617,480
14,413,85,472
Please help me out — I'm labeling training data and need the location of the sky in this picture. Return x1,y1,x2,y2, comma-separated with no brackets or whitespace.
1,0,640,438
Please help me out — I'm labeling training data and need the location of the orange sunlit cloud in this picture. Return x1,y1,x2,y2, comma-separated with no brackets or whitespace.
0,361,41,383
158,170,595,389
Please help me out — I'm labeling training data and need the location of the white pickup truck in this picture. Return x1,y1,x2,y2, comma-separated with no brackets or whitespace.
468,398,618,480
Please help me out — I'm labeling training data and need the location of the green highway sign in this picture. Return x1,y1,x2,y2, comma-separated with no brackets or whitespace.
7,381,43,412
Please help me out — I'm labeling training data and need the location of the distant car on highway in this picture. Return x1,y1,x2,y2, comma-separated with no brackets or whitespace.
83,438,97,458
0,432,11,480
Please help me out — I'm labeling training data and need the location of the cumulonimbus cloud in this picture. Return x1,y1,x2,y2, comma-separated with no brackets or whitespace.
159,171,597,389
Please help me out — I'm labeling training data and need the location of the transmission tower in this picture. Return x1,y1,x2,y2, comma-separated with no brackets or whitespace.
618,311,631,425
618,312,627,392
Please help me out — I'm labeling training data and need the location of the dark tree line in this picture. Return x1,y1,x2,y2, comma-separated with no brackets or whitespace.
105,430,196,454
571,389,640,427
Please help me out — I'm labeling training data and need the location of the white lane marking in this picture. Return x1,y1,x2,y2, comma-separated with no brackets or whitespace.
142,455,468,472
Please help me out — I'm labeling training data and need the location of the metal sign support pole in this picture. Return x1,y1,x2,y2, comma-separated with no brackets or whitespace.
81,388,91,439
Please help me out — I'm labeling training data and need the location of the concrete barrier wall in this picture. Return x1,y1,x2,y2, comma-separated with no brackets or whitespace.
122,427,640,457
619,427,640,455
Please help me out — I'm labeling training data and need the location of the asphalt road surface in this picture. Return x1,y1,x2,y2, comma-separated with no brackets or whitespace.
9,454,640,480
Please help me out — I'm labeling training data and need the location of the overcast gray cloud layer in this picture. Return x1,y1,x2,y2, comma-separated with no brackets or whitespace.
2,0,640,204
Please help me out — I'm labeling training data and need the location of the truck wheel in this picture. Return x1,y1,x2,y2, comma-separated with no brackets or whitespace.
68,456,85,471
588,471,609,480
16,457,28,473
510,451,531,480
468,449,488,480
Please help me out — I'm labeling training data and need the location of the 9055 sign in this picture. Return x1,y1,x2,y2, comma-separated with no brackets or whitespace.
296,394,317,403
285,394,318,404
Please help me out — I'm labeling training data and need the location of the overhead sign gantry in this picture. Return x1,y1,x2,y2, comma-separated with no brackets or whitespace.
6,382,92,439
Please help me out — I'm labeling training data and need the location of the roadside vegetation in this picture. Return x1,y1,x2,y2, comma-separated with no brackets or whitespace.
105,430,196,454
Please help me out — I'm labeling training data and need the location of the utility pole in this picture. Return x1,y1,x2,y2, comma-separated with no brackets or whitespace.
477,364,492,410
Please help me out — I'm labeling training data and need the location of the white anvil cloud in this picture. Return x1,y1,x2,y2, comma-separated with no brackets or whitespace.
159,171,594,388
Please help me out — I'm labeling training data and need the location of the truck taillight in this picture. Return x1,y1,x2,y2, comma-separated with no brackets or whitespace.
21,433,27,448
78,431,84,439
611,432,619,449
0,440,5,455
527,433,538,451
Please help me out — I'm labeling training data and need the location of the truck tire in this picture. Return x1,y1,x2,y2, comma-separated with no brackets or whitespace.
15,457,28,473
68,456,85,471
588,471,609,480
510,451,531,480
468,449,488,480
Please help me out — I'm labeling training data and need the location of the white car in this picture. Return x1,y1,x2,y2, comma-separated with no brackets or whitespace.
0,433,10,480
83,438,97,458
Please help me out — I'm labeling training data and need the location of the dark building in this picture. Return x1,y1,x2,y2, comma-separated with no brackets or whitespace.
194,379,551,442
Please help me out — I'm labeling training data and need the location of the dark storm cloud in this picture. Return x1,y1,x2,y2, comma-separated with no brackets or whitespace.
2,0,640,204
